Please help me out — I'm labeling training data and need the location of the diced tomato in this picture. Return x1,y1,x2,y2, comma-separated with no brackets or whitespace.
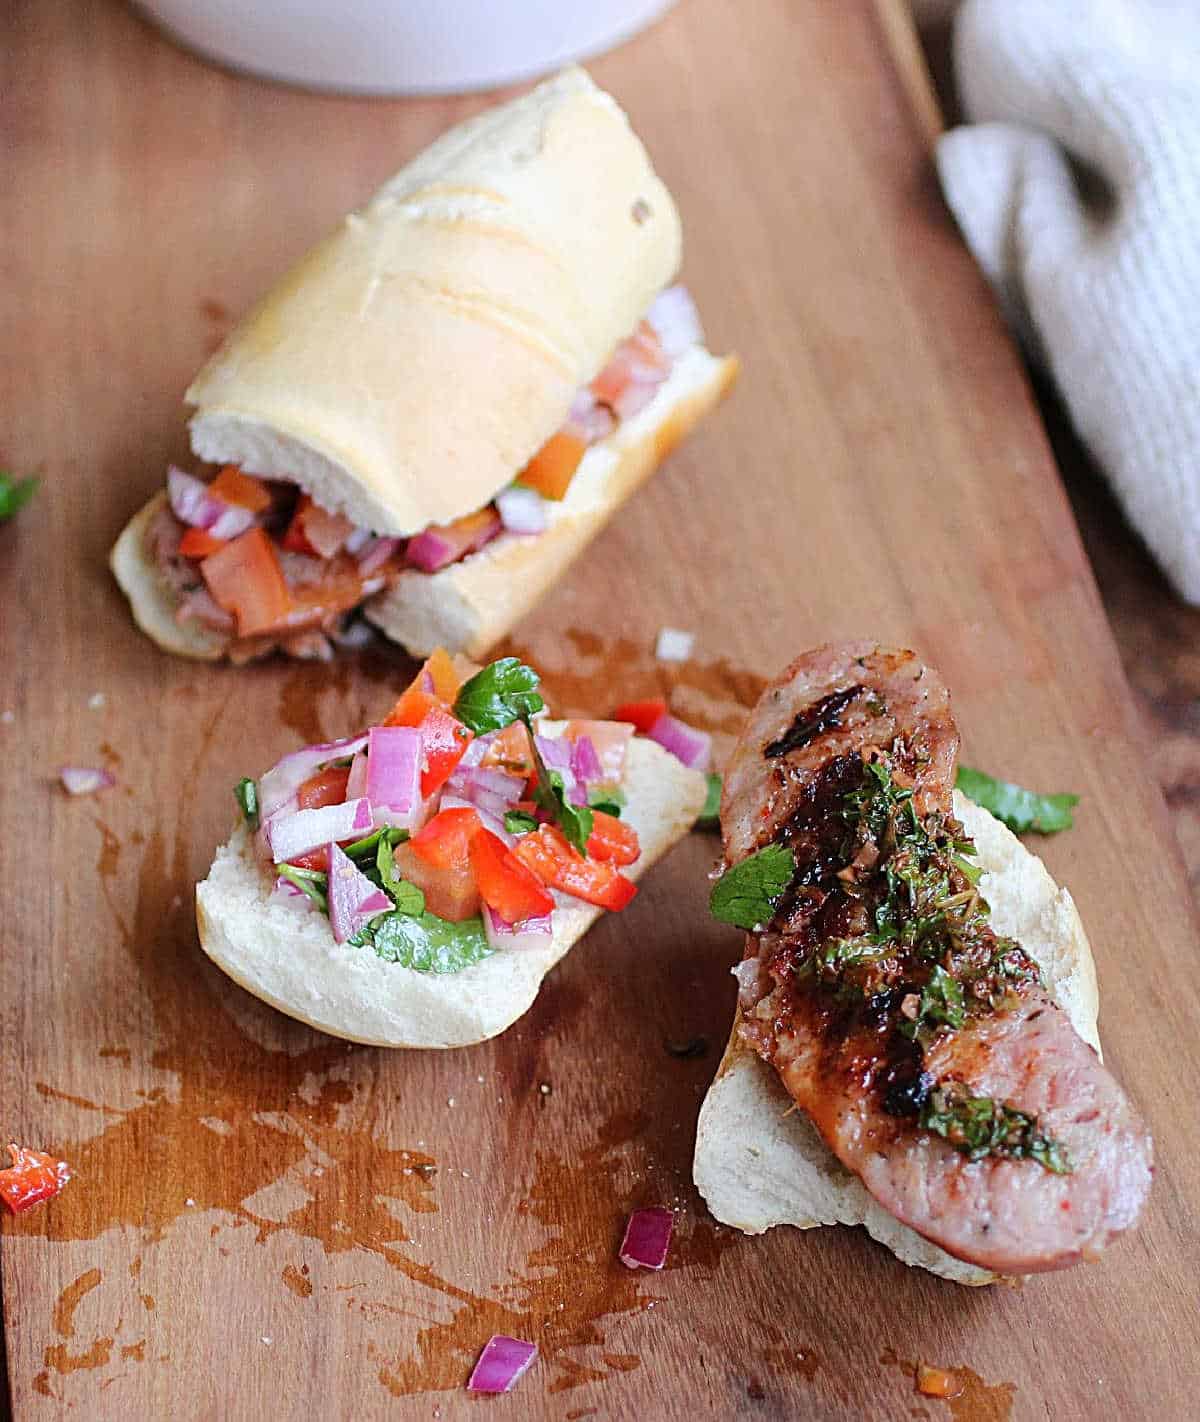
287,848,328,872
208,465,273,513
281,573,370,632
590,321,670,407
470,829,554,923
613,698,668,735
409,806,481,868
586,810,640,867
0,1142,71,1215
281,494,319,555
512,825,638,911
425,647,462,702
564,719,634,782
394,818,482,922
178,526,228,559
479,721,533,776
296,766,351,810
517,431,587,500
384,683,442,729
418,705,473,798
200,527,291,637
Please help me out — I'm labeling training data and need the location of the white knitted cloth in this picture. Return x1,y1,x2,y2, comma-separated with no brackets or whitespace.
936,0,1200,603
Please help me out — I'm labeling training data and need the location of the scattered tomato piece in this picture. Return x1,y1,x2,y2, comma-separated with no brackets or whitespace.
0,1142,71,1215
513,825,637,911
916,1365,963,1401
208,465,273,513
417,706,473,799
516,431,587,501
470,829,554,923
613,698,668,735
296,766,351,811
200,527,290,637
178,526,228,559
586,810,640,866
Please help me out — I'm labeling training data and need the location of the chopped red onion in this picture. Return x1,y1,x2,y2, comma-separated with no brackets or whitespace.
445,766,524,806
647,284,704,359
166,466,254,538
345,751,369,800
367,726,421,812
258,734,370,818
570,735,603,787
564,389,616,444
612,377,663,422
270,877,315,909
496,485,547,534
356,535,401,576
440,795,513,845
207,503,256,540
343,525,374,556
564,720,633,782
467,1335,538,1394
268,797,372,863
482,904,554,952
175,587,234,631
327,842,392,944
535,735,573,773
59,766,115,796
404,528,457,573
647,713,712,772
618,1206,674,1270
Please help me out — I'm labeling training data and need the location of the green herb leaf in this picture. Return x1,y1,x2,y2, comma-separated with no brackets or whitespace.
278,863,328,912
589,785,626,810
0,472,38,521
523,727,593,853
695,772,723,831
343,825,409,862
899,964,965,1040
504,809,538,835
234,777,259,830
710,843,796,930
955,766,1078,835
920,1084,1071,1173
452,658,544,735
350,911,494,973
376,839,425,915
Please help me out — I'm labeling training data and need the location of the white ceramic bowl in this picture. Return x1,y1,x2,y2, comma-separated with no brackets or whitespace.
136,0,677,95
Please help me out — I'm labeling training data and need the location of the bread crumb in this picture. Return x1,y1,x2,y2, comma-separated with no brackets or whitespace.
656,627,694,662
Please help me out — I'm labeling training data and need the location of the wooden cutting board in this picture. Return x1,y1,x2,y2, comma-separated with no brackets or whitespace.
3,1,1197,1417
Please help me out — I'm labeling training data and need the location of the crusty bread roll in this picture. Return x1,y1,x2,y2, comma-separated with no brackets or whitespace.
111,346,737,661
196,728,706,1049
693,792,1100,1286
364,345,738,657
187,67,682,538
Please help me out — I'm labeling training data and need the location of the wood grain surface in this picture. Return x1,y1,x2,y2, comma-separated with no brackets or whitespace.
3,1,1198,1418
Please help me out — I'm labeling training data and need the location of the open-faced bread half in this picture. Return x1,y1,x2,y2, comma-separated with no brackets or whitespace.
693,792,1100,1285
197,727,705,1049
111,66,736,662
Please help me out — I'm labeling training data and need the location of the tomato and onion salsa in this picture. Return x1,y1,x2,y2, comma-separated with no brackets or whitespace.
155,286,703,660
239,652,645,973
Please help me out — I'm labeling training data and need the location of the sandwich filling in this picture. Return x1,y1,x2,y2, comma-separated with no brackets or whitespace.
238,651,644,970
149,285,704,662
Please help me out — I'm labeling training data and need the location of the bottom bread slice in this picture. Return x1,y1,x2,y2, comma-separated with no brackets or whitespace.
363,344,738,657
692,792,1100,1285
196,729,705,1049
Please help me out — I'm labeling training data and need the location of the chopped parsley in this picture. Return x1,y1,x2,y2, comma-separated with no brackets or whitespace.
0,472,37,521
234,777,259,830
376,839,425,915
955,766,1078,835
350,911,493,973
452,658,544,735
504,809,538,835
525,724,593,853
709,843,796,930
277,863,327,912
695,772,723,831
920,1084,1071,1173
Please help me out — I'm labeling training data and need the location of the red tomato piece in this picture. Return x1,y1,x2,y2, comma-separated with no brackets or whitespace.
208,465,273,513
585,810,640,867
0,1142,71,1215
409,807,481,869
200,527,291,637
479,721,534,776
296,766,351,810
417,705,473,799
178,526,228,559
425,647,462,702
281,494,319,555
384,683,441,729
470,828,554,923
612,698,668,735
512,825,638,911
287,848,328,873
393,839,480,922
516,431,587,500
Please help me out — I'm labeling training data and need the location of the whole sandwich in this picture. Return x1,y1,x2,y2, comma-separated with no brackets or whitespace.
111,67,737,663
197,650,706,1047
694,642,1153,1284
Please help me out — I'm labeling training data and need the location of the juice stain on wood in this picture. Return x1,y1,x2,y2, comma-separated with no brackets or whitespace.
882,1348,1015,1421
32,1268,116,1398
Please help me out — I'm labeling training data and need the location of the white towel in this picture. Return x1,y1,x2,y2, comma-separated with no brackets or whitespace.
936,0,1200,603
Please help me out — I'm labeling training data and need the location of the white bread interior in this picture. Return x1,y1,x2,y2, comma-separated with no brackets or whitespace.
364,344,738,657
109,491,226,661
186,67,682,537
693,791,1100,1286
111,346,737,661
196,728,706,1049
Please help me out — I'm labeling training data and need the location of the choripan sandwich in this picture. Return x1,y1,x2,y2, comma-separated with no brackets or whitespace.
111,67,737,663
197,651,706,1047
693,642,1152,1284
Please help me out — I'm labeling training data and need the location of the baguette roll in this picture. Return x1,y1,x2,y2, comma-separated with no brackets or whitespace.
196,729,706,1049
693,792,1100,1286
